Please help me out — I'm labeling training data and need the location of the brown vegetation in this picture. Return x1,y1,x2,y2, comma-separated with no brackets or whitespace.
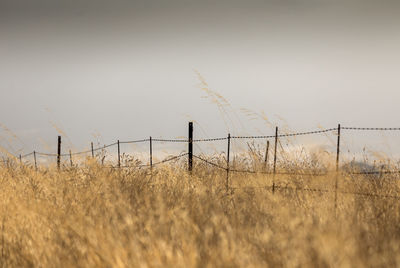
0,156,399,267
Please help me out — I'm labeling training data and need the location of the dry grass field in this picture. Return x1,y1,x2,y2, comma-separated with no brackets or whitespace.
0,154,400,267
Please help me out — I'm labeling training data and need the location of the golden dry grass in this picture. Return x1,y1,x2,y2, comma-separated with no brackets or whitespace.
0,156,400,268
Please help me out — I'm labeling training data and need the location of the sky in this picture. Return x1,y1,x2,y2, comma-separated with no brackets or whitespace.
1,0,400,158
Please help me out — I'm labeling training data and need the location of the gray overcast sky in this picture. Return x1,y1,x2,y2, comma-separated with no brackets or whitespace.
1,0,400,155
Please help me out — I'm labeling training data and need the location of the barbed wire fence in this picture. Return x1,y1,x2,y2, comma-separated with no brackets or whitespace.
2,122,400,200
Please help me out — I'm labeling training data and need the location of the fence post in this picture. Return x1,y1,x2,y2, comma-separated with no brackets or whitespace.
150,136,153,170
57,136,61,170
19,154,22,165
336,124,341,172
91,142,94,158
117,140,121,168
34,151,37,171
226,133,231,191
335,124,341,216
188,122,193,172
264,140,270,171
272,127,278,193
69,150,73,167
102,145,106,166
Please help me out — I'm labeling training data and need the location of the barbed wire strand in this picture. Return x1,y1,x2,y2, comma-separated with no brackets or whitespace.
36,152,58,157
232,184,400,199
342,127,400,131
151,152,189,167
106,152,189,169
36,142,119,157
120,139,150,144
21,152,34,158
232,128,338,139
194,137,228,142
67,142,118,156
192,155,228,170
152,139,188,143
279,128,338,137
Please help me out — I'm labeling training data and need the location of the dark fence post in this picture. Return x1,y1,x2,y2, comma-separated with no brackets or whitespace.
19,154,22,165
57,136,61,170
188,122,193,172
272,127,278,193
91,142,94,158
102,145,106,166
34,151,37,171
117,140,121,168
264,140,270,171
150,136,153,170
226,133,231,191
69,150,73,167
335,124,341,217
273,127,278,174
336,124,341,172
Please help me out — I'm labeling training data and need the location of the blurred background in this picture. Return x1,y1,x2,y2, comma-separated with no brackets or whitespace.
1,0,399,163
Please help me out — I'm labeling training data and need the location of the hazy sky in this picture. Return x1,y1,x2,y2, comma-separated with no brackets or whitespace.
1,0,400,155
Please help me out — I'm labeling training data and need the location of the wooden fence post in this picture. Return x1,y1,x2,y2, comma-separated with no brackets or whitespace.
57,136,61,170
19,154,22,165
272,127,278,192
188,122,193,172
102,145,106,166
264,140,270,171
150,136,153,170
226,133,231,191
91,142,94,158
117,140,121,168
335,124,341,216
69,150,73,167
34,151,37,171
336,124,341,172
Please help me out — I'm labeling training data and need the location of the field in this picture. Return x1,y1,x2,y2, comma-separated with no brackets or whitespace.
0,153,400,268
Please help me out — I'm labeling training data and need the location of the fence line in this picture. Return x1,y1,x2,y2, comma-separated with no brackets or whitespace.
2,122,400,202
3,123,400,174
11,126,343,159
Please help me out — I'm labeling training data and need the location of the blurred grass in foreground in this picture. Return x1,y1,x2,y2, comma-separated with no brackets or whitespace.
0,154,400,268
